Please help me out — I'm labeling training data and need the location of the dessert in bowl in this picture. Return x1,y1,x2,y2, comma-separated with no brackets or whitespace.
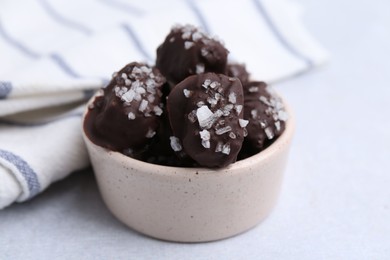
82,25,294,242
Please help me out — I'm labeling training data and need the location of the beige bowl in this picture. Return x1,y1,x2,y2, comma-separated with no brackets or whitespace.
82,95,294,243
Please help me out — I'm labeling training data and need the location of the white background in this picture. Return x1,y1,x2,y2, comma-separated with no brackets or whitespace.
1,0,390,259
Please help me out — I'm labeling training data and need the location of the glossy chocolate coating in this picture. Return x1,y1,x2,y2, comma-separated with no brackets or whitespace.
243,81,287,151
84,62,165,152
156,25,229,85
167,73,245,168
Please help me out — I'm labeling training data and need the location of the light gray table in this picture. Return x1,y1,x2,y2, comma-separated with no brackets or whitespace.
1,0,390,259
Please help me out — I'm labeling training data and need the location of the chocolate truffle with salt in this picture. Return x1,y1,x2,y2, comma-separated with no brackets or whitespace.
156,24,229,85
167,73,246,168
84,62,165,153
243,81,288,151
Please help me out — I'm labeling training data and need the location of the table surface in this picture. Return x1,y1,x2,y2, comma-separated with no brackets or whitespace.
1,0,390,259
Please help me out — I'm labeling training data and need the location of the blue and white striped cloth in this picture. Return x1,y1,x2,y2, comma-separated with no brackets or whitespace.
0,0,328,209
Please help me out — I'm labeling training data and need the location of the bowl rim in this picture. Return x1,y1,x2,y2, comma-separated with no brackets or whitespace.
83,92,295,177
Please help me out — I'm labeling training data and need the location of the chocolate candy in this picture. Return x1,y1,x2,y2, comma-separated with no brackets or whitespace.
243,81,288,151
156,25,229,85
226,63,250,85
167,73,246,168
84,62,165,152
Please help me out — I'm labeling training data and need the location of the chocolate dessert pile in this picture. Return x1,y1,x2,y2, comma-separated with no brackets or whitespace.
156,24,228,85
84,24,288,168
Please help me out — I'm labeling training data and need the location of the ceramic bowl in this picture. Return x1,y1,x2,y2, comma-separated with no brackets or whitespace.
82,94,294,242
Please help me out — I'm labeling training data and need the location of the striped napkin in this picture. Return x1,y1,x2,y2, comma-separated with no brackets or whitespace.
0,0,328,209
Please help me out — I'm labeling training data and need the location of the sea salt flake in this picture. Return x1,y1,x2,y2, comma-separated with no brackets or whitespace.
259,96,270,106
199,129,210,140
192,31,203,41
182,31,192,40
275,121,281,131
184,41,195,49
132,80,141,89
228,92,237,104
134,93,142,101
141,66,152,74
201,140,210,149
197,101,205,107
222,104,233,116
183,89,192,98
146,84,157,94
214,109,224,117
125,79,132,86
196,106,214,128
229,132,236,139
196,63,205,74
132,67,142,75
170,136,182,152
215,126,232,135
215,142,223,152
265,127,274,139
169,37,175,42
209,81,220,89
235,105,243,115
251,109,258,119
128,112,135,120
278,110,288,121
202,110,223,129
147,95,156,103
275,100,284,110
207,97,218,107
202,79,211,89
224,104,234,111
222,143,231,155
238,119,249,128
243,128,248,137
265,107,273,116
201,48,209,57
138,100,148,112
145,78,155,87
146,129,156,138
121,73,128,79
122,89,136,102
249,86,259,93
135,87,146,94
270,98,277,107
119,87,128,96
153,106,163,116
